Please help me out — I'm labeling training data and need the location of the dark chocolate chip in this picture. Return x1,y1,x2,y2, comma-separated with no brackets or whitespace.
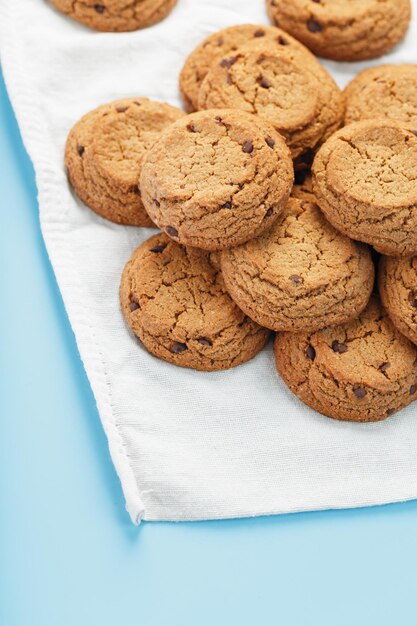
277,35,288,45
170,341,188,354
307,19,323,32
222,201,232,209
410,384,417,395
150,244,167,253
386,408,395,416
258,76,271,89
197,337,213,346
116,106,128,113
379,362,390,373
187,123,197,132
332,340,348,353
94,4,105,13
265,136,275,148
166,226,179,238
77,145,85,156
289,275,303,285
409,290,417,307
129,301,140,311
353,386,366,399
254,29,265,37
264,208,273,218
220,56,237,68
242,141,254,154
306,344,316,361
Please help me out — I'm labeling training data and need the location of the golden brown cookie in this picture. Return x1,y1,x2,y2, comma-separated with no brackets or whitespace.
139,109,293,250
49,0,177,31
312,120,417,257
221,198,374,332
274,296,417,422
120,233,270,371
197,41,344,162
179,24,304,113
344,65,417,127
379,255,417,346
266,0,411,62
65,98,185,226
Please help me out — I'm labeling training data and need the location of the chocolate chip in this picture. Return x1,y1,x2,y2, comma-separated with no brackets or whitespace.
197,337,212,346
264,208,273,218
77,145,85,156
166,226,178,238
353,386,366,399
254,29,265,37
258,76,271,89
332,340,348,353
277,35,288,45
379,362,390,373
129,301,140,311
307,19,323,32
306,344,316,361
242,141,254,154
94,4,105,13
289,275,303,285
150,244,167,253
312,0,321,3
170,341,188,354
386,408,395,416
220,56,237,68
187,123,197,132
409,290,417,307
133,101,142,106
265,136,275,148
133,185,141,196
116,106,128,113
222,201,232,209
410,384,417,395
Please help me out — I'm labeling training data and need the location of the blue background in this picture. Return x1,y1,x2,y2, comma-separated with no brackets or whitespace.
1,67,417,626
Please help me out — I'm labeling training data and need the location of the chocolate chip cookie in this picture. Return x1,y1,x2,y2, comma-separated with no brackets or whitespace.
221,198,374,332
65,98,185,226
266,0,411,62
120,233,270,370
312,120,417,257
139,109,293,250
197,41,344,162
345,65,417,127
49,0,177,31
379,255,417,346
179,24,304,113
274,296,417,422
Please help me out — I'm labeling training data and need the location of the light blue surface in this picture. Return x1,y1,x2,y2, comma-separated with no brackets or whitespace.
1,67,417,626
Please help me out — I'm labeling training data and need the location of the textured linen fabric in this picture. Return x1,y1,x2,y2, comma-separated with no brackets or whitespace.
1,0,417,524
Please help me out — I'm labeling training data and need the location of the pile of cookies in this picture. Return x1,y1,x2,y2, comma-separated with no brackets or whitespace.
65,5,417,424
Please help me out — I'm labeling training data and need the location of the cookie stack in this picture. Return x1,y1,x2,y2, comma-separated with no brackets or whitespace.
65,12,417,424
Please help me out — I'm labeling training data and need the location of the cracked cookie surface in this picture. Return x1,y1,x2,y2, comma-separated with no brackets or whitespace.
139,109,293,250
65,97,185,226
120,233,270,371
379,255,417,346
312,120,417,257
274,296,417,422
266,0,411,61
179,24,304,113
221,198,374,332
50,0,177,31
344,65,417,127
197,42,344,162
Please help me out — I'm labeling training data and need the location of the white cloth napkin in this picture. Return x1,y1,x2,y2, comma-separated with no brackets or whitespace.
2,0,417,524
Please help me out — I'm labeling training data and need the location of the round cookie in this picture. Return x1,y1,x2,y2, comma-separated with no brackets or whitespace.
266,0,411,62
312,120,417,257
179,24,304,113
220,198,374,333
139,109,294,250
49,0,177,32
345,65,417,127
274,296,417,422
65,98,185,226
120,233,270,371
197,42,344,162
379,255,417,346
